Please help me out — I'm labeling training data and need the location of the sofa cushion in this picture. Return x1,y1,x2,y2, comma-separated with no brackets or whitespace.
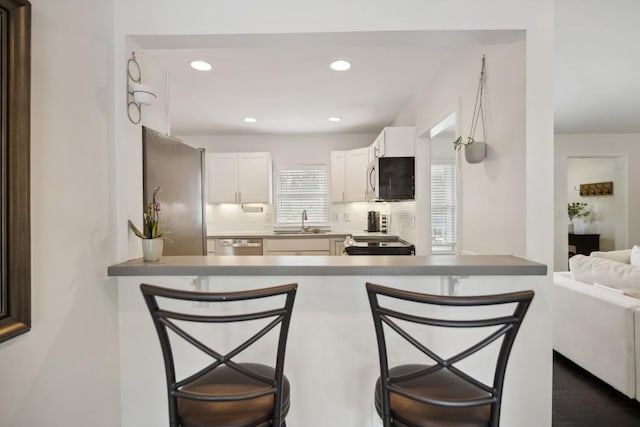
593,282,640,299
570,254,640,292
591,249,632,264
631,245,640,267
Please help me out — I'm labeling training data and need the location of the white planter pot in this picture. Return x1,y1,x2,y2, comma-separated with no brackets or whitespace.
142,238,163,262
465,141,487,164
572,218,589,234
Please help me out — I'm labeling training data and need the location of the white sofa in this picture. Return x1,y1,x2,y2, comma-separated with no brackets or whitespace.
553,247,640,399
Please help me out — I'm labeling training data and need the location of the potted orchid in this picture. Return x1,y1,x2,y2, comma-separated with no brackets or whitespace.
129,187,164,261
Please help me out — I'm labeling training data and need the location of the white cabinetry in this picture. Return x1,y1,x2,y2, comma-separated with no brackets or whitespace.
331,238,345,256
371,126,415,158
206,238,217,254
330,151,346,203
206,152,272,204
330,147,368,203
345,148,369,202
264,238,331,256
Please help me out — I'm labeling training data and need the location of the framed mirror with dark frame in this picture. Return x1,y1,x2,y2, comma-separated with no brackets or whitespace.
0,0,31,345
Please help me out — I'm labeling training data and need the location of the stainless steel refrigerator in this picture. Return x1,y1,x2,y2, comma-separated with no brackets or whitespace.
142,126,207,255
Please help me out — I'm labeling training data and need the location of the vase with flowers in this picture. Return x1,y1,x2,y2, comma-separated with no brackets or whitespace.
129,187,164,261
567,202,591,234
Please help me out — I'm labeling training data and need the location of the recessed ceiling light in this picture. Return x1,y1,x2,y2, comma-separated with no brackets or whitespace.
243,117,257,123
190,60,212,71
328,117,342,122
330,60,351,71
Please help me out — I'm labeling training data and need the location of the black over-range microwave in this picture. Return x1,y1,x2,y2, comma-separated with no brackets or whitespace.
365,156,415,201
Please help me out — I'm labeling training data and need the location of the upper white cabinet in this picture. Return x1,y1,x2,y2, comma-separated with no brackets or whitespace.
237,153,272,203
330,151,346,203
207,153,238,203
344,147,369,202
330,147,368,203
372,126,416,158
206,152,272,204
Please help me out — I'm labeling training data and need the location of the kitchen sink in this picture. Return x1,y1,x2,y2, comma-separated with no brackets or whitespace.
272,228,331,235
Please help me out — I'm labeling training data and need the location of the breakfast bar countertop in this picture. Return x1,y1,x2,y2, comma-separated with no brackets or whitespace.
112,255,550,427
107,254,546,277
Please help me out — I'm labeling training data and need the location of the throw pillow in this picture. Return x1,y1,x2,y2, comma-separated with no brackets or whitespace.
591,249,632,264
631,245,640,267
570,254,640,291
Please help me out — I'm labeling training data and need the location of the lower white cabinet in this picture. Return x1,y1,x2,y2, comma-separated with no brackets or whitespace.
206,238,218,254
264,238,331,256
331,238,346,256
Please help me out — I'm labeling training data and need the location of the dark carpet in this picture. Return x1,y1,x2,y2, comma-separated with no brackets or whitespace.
553,351,640,426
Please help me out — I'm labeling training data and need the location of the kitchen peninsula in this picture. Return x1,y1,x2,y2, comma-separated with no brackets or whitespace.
108,255,548,427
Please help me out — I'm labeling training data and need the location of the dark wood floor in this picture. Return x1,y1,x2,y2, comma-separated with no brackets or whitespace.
553,351,640,426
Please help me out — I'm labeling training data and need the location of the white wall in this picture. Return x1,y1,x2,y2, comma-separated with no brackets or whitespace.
0,2,553,427
183,133,374,164
183,134,417,240
554,133,640,271
114,0,553,267
124,45,171,258
0,0,121,426
113,3,553,423
395,41,527,256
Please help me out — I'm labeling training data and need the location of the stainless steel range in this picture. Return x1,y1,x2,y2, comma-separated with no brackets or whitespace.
344,235,415,256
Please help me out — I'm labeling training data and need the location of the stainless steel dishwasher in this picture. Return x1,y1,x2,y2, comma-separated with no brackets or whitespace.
218,238,263,256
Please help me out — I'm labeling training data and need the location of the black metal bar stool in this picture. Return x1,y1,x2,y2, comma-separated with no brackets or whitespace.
141,283,297,427
366,282,534,427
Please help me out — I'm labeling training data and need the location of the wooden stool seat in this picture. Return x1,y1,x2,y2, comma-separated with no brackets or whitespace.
178,364,290,427
375,364,490,427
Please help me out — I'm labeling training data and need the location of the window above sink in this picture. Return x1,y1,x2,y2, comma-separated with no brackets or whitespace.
275,163,329,227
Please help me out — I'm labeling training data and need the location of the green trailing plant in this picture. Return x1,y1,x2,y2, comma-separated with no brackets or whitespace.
452,136,478,151
129,187,164,239
567,202,591,221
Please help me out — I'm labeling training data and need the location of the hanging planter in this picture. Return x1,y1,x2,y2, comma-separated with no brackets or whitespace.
464,141,487,164
452,55,488,164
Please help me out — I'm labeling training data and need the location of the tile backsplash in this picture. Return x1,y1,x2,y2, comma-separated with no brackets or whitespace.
206,201,416,242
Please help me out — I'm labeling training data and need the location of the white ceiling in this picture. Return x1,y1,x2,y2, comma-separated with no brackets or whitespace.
554,0,640,134
139,31,523,136
137,1,640,137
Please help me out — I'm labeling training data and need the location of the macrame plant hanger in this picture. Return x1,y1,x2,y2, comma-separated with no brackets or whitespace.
465,55,488,163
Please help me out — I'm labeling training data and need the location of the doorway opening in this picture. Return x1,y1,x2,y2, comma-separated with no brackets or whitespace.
562,155,628,269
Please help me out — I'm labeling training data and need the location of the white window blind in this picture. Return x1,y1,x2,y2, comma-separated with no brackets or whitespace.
431,162,457,252
276,164,329,225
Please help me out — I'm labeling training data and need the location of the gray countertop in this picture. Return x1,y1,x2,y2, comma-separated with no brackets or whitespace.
107,255,546,277
208,231,393,239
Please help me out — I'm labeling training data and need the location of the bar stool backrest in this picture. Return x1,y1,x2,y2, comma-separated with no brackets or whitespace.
140,282,297,426
366,282,534,427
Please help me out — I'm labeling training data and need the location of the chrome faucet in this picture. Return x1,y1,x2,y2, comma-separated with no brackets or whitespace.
301,209,310,231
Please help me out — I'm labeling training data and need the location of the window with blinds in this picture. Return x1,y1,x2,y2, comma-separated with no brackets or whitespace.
431,162,457,253
276,164,329,225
